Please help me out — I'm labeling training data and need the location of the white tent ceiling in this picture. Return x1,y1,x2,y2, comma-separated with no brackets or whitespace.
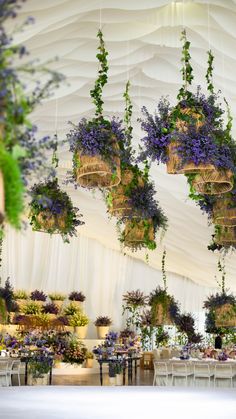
8,0,236,291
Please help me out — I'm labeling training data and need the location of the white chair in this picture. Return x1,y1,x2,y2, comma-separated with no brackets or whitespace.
153,361,172,386
214,364,236,388
193,363,214,387
171,362,193,386
160,348,171,360
153,349,161,361
8,360,21,386
0,359,9,387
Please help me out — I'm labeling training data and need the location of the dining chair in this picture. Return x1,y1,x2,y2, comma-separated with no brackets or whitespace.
8,360,21,386
193,363,214,386
0,359,9,387
153,361,171,386
171,362,193,386
214,363,236,388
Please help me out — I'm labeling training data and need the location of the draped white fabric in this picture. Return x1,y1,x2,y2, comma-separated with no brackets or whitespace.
6,0,236,291
1,227,215,336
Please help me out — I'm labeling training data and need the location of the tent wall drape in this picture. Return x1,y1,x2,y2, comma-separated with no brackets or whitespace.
0,228,215,337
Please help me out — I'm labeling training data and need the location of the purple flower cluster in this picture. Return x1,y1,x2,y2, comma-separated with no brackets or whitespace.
139,98,172,164
67,116,125,164
124,181,168,233
139,89,234,171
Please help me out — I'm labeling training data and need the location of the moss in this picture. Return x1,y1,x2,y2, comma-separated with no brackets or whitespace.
0,146,24,229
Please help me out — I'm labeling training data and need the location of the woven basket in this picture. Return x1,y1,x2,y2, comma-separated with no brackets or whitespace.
75,146,121,189
166,141,181,174
192,168,234,195
152,303,173,326
215,226,236,245
34,210,67,232
175,107,204,133
215,303,236,327
108,169,144,217
123,219,154,248
213,196,236,226
167,108,214,175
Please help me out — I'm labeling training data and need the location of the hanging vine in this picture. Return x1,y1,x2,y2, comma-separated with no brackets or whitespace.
162,249,167,291
177,29,194,101
206,50,214,94
90,30,109,117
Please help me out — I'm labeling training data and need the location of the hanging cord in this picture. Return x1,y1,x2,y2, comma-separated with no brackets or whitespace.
99,1,102,30
207,0,211,50
52,98,59,169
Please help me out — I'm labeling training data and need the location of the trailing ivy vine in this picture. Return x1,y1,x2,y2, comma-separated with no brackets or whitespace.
177,29,194,101
90,30,109,117
206,50,214,94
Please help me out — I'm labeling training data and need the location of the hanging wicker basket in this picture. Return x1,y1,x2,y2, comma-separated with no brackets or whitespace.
192,168,234,195
123,218,154,249
75,138,121,189
167,108,214,175
215,226,236,245
108,169,144,217
151,303,173,326
215,303,236,327
33,209,67,233
213,196,236,226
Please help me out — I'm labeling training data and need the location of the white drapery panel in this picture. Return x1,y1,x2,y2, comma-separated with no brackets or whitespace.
0,227,215,337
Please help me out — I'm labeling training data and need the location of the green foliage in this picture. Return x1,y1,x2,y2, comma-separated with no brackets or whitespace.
161,249,167,290
22,301,42,315
0,145,24,229
49,292,66,301
0,297,7,324
63,302,80,316
68,311,89,327
177,29,194,101
206,50,214,94
13,290,29,299
90,30,109,117
122,80,133,165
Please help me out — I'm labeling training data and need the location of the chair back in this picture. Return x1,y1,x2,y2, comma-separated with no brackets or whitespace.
0,359,9,371
154,361,168,375
160,349,171,359
153,349,161,361
172,362,187,374
11,360,21,372
215,363,233,377
194,363,210,375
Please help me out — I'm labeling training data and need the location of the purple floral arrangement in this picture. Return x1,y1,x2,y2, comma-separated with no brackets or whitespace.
68,291,86,302
218,351,228,361
43,302,59,315
139,91,233,171
30,290,47,302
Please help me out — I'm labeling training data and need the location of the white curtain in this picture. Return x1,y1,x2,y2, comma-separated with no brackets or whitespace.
0,227,215,338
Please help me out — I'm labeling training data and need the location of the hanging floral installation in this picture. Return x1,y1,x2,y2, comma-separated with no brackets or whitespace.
29,178,84,243
29,141,84,243
67,30,124,189
139,31,234,195
203,257,236,332
105,81,168,253
0,0,63,234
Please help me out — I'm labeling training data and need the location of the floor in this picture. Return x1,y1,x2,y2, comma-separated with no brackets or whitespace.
0,386,235,419
52,369,153,386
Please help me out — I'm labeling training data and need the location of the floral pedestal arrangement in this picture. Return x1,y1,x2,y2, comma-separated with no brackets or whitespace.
28,373,49,386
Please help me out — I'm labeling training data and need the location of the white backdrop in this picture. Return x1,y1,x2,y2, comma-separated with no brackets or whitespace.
6,0,236,290
0,226,215,337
